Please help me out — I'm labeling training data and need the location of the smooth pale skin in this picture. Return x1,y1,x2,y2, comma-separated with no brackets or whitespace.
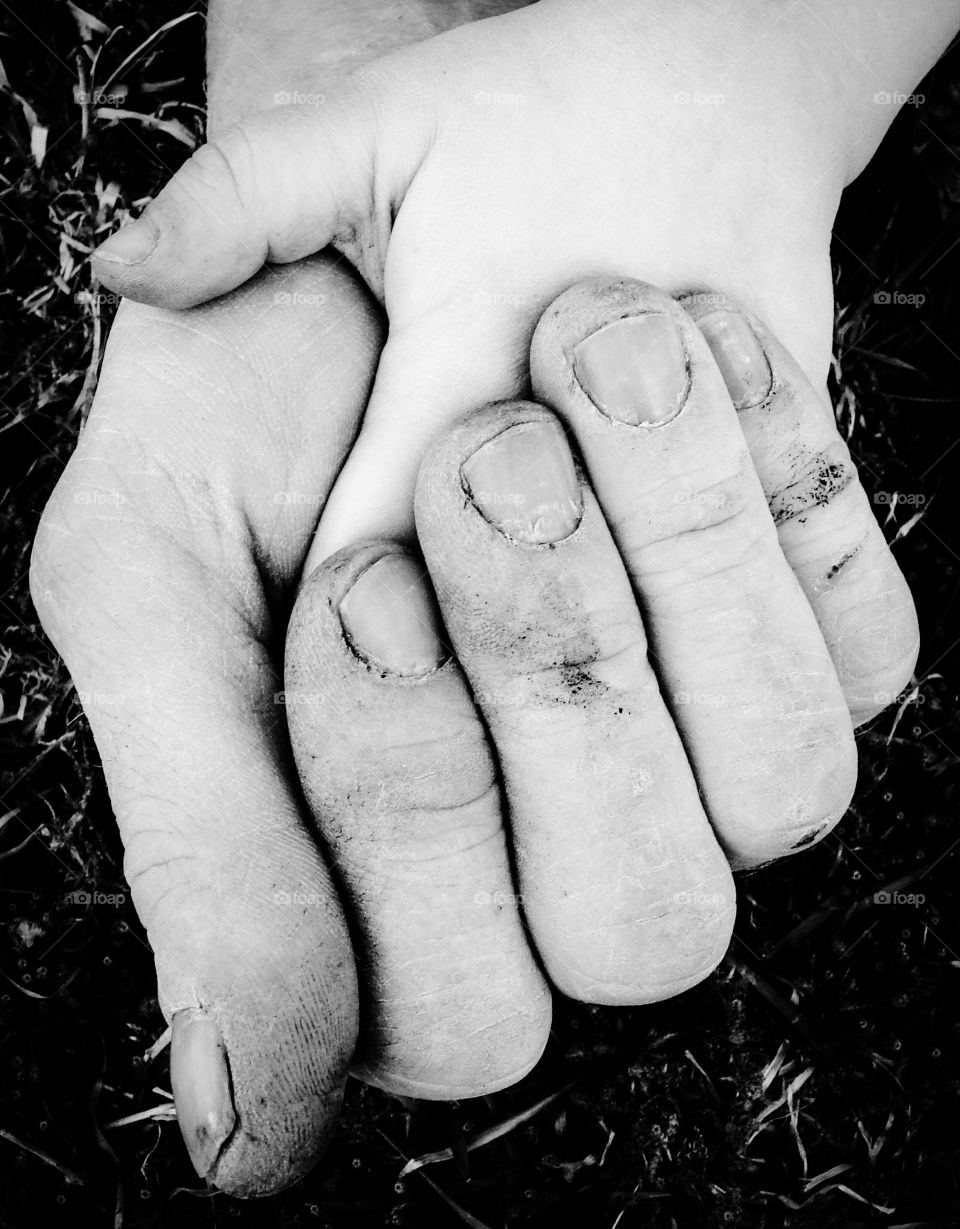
91,0,960,577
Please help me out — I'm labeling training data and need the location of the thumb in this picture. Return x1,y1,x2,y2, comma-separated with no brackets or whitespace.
30,290,365,1196
92,87,399,308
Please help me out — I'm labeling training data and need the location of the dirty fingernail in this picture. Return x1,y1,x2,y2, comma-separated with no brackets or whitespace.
461,420,582,544
698,311,773,409
171,1009,236,1182
573,314,689,425
94,216,160,266
340,554,448,676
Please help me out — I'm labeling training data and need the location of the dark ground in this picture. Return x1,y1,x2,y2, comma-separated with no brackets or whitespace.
2,3,960,1227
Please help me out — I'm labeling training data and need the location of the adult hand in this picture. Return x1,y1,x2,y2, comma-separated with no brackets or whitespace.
30,0,533,1196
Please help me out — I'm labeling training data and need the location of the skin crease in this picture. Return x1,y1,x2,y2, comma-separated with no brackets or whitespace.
31,0,954,1197
676,291,920,726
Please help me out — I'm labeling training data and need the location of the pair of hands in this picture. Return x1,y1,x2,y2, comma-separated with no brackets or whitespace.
32,0,923,1196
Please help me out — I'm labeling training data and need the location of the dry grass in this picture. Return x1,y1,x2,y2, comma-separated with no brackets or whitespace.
2,5,960,1227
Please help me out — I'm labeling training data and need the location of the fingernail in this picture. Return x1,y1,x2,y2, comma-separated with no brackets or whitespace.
170,1010,236,1181
94,217,160,266
573,314,689,425
461,420,582,544
697,311,773,409
340,554,447,676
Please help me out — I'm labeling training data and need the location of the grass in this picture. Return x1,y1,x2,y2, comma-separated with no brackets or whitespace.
2,4,960,1227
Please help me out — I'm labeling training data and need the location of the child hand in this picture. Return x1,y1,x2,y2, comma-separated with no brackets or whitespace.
92,0,859,558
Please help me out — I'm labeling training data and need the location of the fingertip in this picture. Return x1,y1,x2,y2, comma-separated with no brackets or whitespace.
90,224,260,310
94,215,161,268
175,962,356,1198
355,1024,550,1101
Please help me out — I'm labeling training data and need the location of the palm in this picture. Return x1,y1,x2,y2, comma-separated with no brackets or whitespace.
31,254,383,1193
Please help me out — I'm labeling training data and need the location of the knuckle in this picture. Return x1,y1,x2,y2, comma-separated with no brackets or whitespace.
29,438,173,649
507,617,650,715
154,128,266,244
173,135,250,205
768,439,857,525
122,821,204,932
30,473,111,643
626,465,772,589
